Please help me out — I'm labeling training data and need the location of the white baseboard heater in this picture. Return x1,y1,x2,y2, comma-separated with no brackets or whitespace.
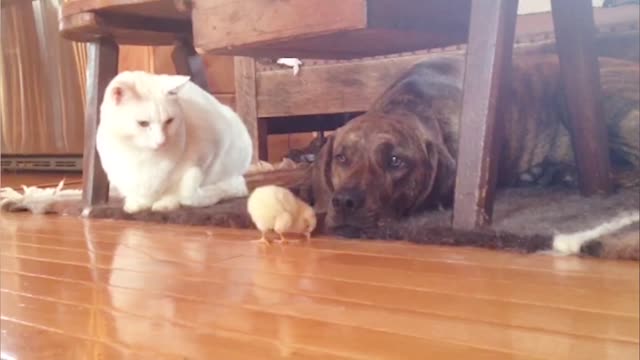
1,156,82,172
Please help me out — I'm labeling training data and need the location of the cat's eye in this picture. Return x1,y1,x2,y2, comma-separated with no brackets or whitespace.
138,121,150,128
165,117,174,126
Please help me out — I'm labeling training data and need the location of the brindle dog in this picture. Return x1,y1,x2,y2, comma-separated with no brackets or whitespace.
311,54,640,246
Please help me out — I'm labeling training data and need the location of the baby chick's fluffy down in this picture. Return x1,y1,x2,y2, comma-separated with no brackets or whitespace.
247,185,317,244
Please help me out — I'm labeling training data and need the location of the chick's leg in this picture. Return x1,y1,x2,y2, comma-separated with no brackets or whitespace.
278,232,288,245
274,213,293,245
250,230,273,246
258,231,273,246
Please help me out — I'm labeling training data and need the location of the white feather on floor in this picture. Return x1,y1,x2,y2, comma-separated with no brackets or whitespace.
0,179,82,214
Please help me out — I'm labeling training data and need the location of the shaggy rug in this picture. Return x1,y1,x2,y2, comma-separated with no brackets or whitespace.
2,170,638,260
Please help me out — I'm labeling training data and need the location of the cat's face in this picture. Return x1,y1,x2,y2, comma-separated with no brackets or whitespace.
101,72,191,151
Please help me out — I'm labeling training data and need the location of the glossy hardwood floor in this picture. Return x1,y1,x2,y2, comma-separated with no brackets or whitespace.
1,182,639,359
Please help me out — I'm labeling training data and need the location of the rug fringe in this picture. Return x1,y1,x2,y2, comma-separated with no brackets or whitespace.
0,179,82,214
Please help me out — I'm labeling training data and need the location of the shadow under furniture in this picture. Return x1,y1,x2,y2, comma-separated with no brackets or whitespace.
192,0,629,230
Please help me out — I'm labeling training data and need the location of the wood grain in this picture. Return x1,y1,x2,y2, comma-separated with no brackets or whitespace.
550,0,613,195
0,211,638,359
192,0,367,55
59,11,191,45
81,39,118,207
452,0,519,230
192,0,473,59
234,57,260,163
0,0,37,8
62,0,189,20
250,5,638,118
119,45,154,72
171,40,210,92
152,47,236,107
256,55,427,117
202,55,236,94
193,1,636,59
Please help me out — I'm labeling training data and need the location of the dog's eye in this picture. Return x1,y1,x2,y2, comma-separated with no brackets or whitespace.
335,154,347,164
164,117,174,126
138,121,150,128
388,155,405,169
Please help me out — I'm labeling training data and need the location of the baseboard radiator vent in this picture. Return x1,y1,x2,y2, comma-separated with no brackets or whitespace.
1,156,82,172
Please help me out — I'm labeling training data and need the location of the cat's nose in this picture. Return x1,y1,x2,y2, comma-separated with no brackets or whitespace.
151,134,166,149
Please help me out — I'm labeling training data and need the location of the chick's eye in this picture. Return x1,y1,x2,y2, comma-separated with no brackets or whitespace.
138,121,150,128
389,155,405,169
335,154,347,163
165,117,174,126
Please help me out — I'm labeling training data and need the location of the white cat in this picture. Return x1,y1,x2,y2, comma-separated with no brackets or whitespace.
96,71,252,213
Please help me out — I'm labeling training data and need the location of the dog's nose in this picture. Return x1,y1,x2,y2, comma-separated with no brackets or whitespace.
331,188,365,213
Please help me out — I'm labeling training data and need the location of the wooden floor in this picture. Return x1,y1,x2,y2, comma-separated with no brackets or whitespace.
0,211,638,360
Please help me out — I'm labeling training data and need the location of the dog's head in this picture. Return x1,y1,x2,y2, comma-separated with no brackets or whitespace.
313,111,456,236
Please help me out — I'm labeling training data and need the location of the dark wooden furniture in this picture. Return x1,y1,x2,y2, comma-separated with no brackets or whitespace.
239,5,638,163
192,0,471,59
59,0,209,208
551,0,613,195
193,0,620,230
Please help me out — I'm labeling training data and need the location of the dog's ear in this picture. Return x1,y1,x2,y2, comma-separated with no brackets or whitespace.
413,114,457,209
311,135,335,213
427,138,457,205
432,140,456,173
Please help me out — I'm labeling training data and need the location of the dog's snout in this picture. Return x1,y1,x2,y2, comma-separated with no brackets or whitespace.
331,188,365,213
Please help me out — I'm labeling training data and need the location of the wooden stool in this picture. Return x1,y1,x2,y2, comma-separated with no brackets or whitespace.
59,0,209,208
192,0,613,230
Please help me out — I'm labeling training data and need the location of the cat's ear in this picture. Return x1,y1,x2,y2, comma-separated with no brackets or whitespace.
162,75,191,96
108,82,136,105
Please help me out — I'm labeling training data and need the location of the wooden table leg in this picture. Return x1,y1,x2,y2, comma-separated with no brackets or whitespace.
551,0,612,196
82,39,118,208
172,40,210,92
234,57,265,162
452,0,519,230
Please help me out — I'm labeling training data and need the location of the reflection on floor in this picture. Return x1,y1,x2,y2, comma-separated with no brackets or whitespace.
1,209,638,359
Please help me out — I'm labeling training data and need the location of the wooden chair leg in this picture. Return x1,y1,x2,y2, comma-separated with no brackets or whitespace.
234,57,264,162
257,118,269,161
172,40,210,92
452,0,519,230
82,39,119,208
551,0,612,196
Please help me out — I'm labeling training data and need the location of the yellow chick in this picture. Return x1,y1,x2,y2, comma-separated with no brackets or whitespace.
247,185,317,245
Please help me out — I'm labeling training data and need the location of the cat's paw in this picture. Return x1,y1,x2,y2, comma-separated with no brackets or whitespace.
123,199,152,213
179,167,204,199
151,196,181,212
180,191,222,208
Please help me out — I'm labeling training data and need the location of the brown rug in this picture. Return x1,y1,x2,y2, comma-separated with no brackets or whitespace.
2,168,638,260
25,185,640,259
74,184,637,233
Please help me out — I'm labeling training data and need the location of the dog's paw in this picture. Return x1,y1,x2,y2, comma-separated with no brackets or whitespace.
151,196,181,212
517,161,577,188
517,164,545,186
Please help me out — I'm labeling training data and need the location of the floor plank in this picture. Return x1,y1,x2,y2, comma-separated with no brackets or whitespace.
0,212,638,359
